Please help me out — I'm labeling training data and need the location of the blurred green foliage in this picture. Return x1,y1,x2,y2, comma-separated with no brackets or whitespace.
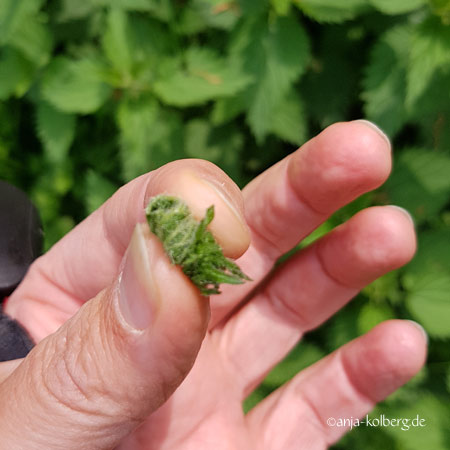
0,0,449,448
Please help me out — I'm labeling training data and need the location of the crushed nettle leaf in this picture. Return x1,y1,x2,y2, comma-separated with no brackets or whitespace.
145,195,250,295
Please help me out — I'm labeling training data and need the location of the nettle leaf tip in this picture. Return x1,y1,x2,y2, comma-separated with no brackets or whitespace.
145,194,250,295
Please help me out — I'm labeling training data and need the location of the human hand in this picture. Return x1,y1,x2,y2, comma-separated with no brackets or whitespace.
1,121,426,449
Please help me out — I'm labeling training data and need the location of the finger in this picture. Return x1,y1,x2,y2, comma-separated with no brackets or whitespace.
214,206,416,395
211,120,392,326
246,320,427,450
6,159,250,341
0,223,209,449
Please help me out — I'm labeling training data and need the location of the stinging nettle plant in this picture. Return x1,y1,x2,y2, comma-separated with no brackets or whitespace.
145,195,250,295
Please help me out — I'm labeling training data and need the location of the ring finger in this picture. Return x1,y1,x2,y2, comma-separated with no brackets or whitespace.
213,206,416,396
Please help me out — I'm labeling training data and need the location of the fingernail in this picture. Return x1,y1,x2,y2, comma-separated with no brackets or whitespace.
406,320,428,345
355,120,391,151
198,177,251,254
387,205,415,225
118,224,160,330
171,171,250,258
200,178,245,226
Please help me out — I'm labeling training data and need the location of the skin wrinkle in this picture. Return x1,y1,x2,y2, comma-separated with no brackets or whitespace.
287,153,331,217
263,285,312,330
315,237,362,290
335,349,376,411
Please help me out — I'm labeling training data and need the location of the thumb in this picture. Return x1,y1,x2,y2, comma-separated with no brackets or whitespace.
0,223,209,449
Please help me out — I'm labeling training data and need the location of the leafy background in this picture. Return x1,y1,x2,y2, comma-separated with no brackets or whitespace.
1,0,449,448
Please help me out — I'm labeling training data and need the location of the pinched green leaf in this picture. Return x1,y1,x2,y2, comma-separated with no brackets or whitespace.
146,195,250,295
41,56,112,114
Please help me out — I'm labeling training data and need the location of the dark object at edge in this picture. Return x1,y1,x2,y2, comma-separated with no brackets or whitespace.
0,312,34,361
0,180,43,299
0,180,42,360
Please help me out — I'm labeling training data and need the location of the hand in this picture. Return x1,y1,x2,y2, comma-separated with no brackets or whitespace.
1,121,426,449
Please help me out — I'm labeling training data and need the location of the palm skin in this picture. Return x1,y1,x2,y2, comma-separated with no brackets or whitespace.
2,122,426,450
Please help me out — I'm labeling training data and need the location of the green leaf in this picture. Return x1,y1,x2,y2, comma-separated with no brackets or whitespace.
403,230,450,338
184,119,244,180
102,8,134,78
238,0,270,15
383,148,450,223
177,0,239,34
41,56,112,114
407,16,450,107
8,14,53,67
362,24,412,137
270,0,291,15
91,0,175,21
406,271,450,338
325,303,361,352
0,0,44,44
0,47,35,99
89,0,159,11
293,0,368,23
117,96,184,180
56,0,96,22
369,0,426,14
117,96,159,180
211,94,248,125
153,47,252,106
263,342,325,388
431,0,450,24
302,26,360,129
243,342,326,412
362,271,403,304
269,88,307,145
36,102,76,164
446,365,450,394
357,302,395,335
229,15,310,142
185,119,231,162
380,394,450,450
84,170,117,214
